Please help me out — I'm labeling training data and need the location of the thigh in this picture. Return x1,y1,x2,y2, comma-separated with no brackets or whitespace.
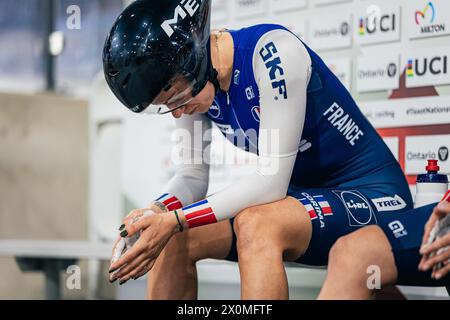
226,197,313,262
288,186,406,266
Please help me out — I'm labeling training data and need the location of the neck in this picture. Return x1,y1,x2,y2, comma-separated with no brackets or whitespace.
210,30,234,92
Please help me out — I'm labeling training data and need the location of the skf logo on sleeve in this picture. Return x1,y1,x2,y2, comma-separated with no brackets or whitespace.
161,0,200,37
259,42,288,100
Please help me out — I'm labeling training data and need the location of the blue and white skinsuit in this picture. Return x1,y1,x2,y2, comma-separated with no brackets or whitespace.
155,24,448,287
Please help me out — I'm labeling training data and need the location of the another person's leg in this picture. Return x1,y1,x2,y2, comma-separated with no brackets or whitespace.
147,220,233,300
234,196,312,300
318,226,398,300
318,203,449,300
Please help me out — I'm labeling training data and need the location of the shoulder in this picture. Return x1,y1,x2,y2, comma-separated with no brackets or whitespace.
252,28,312,85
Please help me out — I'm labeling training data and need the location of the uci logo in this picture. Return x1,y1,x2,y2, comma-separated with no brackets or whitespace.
359,13,396,35
161,0,200,37
407,56,448,77
259,42,288,100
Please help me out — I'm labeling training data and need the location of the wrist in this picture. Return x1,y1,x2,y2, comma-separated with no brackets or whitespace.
164,209,188,235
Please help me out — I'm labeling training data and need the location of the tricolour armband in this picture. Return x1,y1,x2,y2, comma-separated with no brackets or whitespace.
155,193,183,211
182,199,218,228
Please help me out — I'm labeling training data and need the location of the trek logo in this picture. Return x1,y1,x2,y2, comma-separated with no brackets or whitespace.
259,42,288,100
359,13,396,35
371,195,407,212
323,102,365,146
407,56,448,77
161,0,200,37
388,221,408,239
333,190,377,227
299,193,333,229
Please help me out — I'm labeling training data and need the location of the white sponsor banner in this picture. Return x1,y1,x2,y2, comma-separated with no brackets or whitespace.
212,0,229,22
406,0,450,40
354,1,401,45
405,135,450,174
383,136,399,160
235,0,268,18
309,13,352,50
271,0,307,12
314,0,352,6
403,46,450,88
356,52,399,92
325,57,351,90
359,96,450,128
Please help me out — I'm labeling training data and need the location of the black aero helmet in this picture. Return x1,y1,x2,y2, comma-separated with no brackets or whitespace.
103,0,218,114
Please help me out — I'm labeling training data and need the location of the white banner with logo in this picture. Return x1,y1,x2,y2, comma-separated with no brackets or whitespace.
271,0,307,12
309,12,352,50
359,96,450,128
353,0,401,45
235,0,268,18
356,52,399,92
325,57,351,90
405,0,450,40
405,134,450,174
403,46,450,88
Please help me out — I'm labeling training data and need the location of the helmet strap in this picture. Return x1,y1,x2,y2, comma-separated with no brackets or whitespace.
207,38,221,95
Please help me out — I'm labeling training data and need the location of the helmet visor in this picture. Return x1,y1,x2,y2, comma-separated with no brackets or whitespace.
142,72,197,115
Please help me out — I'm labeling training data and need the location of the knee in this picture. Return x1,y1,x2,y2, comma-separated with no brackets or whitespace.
329,226,388,272
234,207,280,257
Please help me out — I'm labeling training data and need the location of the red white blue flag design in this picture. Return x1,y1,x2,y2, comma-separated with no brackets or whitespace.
155,193,183,211
299,195,333,220
182,199,217,228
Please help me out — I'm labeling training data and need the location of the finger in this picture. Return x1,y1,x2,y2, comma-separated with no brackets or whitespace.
418,255,429,271
436,201,450,216
111,252,149,282
110,242,145,273
421,247,450,271
133,260,156,281
421,209,439,247
433,263,450,280
421,235,450,256
110,238,126,267
120,215,154,238
121,258,153,284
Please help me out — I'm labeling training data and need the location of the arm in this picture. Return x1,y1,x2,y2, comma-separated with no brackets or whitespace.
153,113,212,211
182,29,312,228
